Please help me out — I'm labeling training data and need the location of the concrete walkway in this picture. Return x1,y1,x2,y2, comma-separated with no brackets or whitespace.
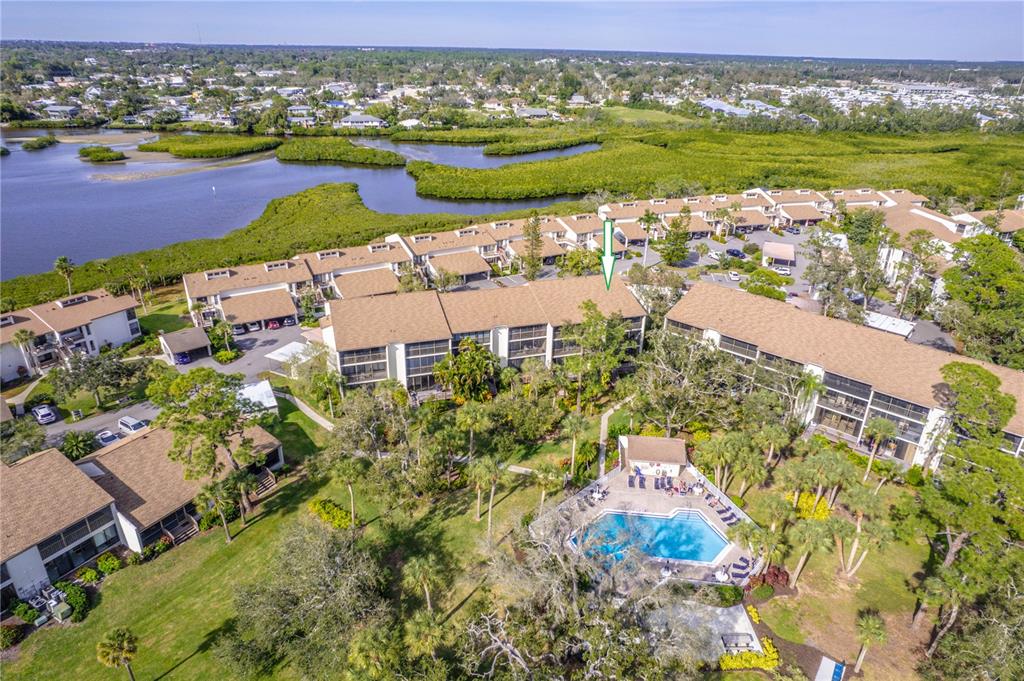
273,390,335,432
598,395,635,477
5,376,43,410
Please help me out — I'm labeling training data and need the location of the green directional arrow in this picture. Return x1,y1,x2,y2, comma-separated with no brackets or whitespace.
601,219,616,290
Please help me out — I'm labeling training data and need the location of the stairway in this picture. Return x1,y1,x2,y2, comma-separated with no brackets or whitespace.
253,468,277,497
168,522,198,545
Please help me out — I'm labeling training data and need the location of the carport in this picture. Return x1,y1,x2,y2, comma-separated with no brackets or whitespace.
159,327,212,364
427,251,493,283
221,289,298,330
761,241,796,267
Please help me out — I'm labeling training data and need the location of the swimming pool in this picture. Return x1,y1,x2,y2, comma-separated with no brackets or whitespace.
578,510,729,564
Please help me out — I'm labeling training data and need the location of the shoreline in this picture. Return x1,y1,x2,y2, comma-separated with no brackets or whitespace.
90,150,278,182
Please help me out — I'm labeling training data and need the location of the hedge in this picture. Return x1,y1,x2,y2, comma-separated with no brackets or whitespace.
137,134,282,158
0,624,22,649
276,137,405,166
54,580,90,622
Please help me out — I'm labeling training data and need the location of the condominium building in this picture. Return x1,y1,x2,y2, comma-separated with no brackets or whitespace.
183,259,313,329
322,275,647,393
665,283,1024,469
0,289,140,383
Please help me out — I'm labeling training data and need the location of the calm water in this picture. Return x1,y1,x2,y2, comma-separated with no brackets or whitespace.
0,130,595,277
580,511,728,563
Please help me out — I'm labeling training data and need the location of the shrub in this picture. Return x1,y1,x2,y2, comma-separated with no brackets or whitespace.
729,495,747,509
786,492,831,520
742,242,761,256
638,423,666,437
276,137,405,166
905,465,925,487
126,551,144,566
746,604,761,623
751,584,775,601
21,135,58,151
199,503,240,531
143,537,173,560
716,584,744,607
12,601,40,624
54,580,90,622
75,566,100,584
214,349,240,364
746,566,790,591
719,637,780,670
0,624,22,649
78,145,127,162
96,551,122,575
308,498,352,530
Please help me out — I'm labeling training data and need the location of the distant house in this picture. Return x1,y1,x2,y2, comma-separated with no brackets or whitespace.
324,100,350,109
515,107,551,119
338,113,387,129
796,113,820,127
482,98,505,112
43,105,80,120
698,99,750,118
287,105,312,116
288,116,316,129
740,99,783,116
567,93,589,107
398,118,422,129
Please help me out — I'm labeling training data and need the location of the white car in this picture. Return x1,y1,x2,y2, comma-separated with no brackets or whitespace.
772,265,792,276
118,416,148,435
708,251,721,261
728,271,741,282
95,430,121,447
31,404,58,425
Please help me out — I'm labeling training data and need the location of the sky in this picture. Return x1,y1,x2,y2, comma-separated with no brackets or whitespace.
1,1,1022,62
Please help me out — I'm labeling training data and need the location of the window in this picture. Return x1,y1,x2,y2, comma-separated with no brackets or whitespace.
1,562,9,584
719,335,758,360
865,409,925,444
818,389,868,420
126,308,137,321
406,339,450,358
666,319,700,335
509,324,546,342
37,506,115,560
824,372,872,400
264,262,289,271
870,392,929,422
318,250,341,259
455,228,477,237
407,374,436,391
413,235,433,243
341,347,386,365
759,352,803,373
205,270,230,280
44,524,119,582
509,324,547,359
551,326,579,357
453,331,490,348
341,362,386,384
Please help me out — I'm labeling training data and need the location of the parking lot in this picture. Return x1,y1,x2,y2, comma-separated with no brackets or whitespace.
179,323,308,382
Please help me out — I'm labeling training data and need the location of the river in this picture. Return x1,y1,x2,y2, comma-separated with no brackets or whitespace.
0,129,597,278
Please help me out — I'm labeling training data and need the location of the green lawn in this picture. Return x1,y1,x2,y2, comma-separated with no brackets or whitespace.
2,400,550,681
24,367,162,422
602,106,698,125
137,296,191,336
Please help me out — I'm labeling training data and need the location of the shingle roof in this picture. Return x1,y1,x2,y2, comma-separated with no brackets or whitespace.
780,204,826,222
1,449,114,561
622,436,689,467
439,286,547,333
328,290,452,351
428,251,492,277
530,275,646,326
79,426,280,530
160,327,211,354
221,289,297,325
183,260,312,299
968,209,1024,233
334,268,400,299
0,289,137,344
667,282,1024,434
404,229,496,256
882,206,961,245
299,245,409,276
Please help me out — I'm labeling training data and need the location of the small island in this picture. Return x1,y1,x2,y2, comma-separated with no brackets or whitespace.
78,145,128,163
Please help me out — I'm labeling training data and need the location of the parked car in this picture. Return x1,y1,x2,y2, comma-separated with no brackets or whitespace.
728,271,741,282
266,320,281,330
785,227,801,235
95,430,120,447
282,316,297,327
708,251,721,261
31,404,58,425
173,352,191,365
725,248,746,259
118,416,147,435
772,265,792,276
231,324,247,335
246,322,262,332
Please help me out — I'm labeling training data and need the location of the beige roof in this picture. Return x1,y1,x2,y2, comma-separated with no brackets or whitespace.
968,209,1024,233
1,449,114,561
299,244,409,276
667,282,1024,435
882,206,961,245
482,215,561,241
622,436,688,467
733,209,772,227
830,188,887,205
780,204,826,222
404,228,496,256
506,235,565,259
184,260,312,299
334,268,399,299
762,242,796,261
1,289,137,344
160,327,211,354
686,215,714,233
530,275,646,326
80,426,280,530
615,221,652,240
882,189,929,205
764,189,827,205
428,251,492,277
557,214,605,236
221,289,297,325
439,286,548,333
328,290,451,351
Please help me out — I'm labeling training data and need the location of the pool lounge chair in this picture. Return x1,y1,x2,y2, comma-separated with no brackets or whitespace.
716,506,731,515
720,513,738,524
628,475,636,488
726,517,741,526
654,478,662,490
639,476,646,489
665,476,673,488
735,556,751,568
731,569,750,580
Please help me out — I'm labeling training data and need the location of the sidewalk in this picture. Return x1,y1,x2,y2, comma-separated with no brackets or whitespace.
272,390,335,431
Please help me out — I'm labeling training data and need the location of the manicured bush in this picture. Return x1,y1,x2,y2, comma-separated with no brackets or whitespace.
142,537,172,560
729,495,747,509
742,242,761,256
746,565,790,591
198,503,240,531
276,137,405,166
751,584,775,601
78,145,127,162
214,349,240,364
75,566,100,584
96,551,122,575
138,134,281,159
308,498,352,530
21,135,58,151
54,580,90,622
126,551,144,566
12,601,40,624
716,584,744,607
905,464,925,487
0,624,22,649
719,636,780,670
746,603,761,623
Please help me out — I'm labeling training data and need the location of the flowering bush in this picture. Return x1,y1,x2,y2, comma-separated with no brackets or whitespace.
786,492,831,520
308,498,352,530
746,604,761,624
719,637,780,670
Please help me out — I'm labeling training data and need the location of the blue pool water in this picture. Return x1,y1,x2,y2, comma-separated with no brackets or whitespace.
580,511,728,563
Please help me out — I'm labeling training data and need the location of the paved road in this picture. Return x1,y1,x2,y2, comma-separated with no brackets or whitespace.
43,400,160,445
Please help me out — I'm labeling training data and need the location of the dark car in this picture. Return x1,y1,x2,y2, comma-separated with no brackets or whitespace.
725,248,747,259
785,227,802,235
282,316,297,327
173,352,191,365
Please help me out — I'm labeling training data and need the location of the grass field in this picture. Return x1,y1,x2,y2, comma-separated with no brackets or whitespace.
602,106,699,125
1,399,550,681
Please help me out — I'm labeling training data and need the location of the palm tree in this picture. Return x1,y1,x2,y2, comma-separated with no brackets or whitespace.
11,328,37,376
96,627,138,681
533,461,562,516
561,412,588,480
786,519,832,588
638,208,660,266
854,610,887,674
467,456,498,523
402,554,442,614
794,370,825,421
223,469,259,526
456,402,491,461
762,494,795,533
861,417,898,482
210,318,233,351
53,256,76,296
334,456,364,534
405,610,443,662
734,445,767,498
194,480,236,544
752,424,790,467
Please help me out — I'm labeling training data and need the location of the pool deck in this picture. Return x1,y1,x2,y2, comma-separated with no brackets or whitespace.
570,466,757,585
